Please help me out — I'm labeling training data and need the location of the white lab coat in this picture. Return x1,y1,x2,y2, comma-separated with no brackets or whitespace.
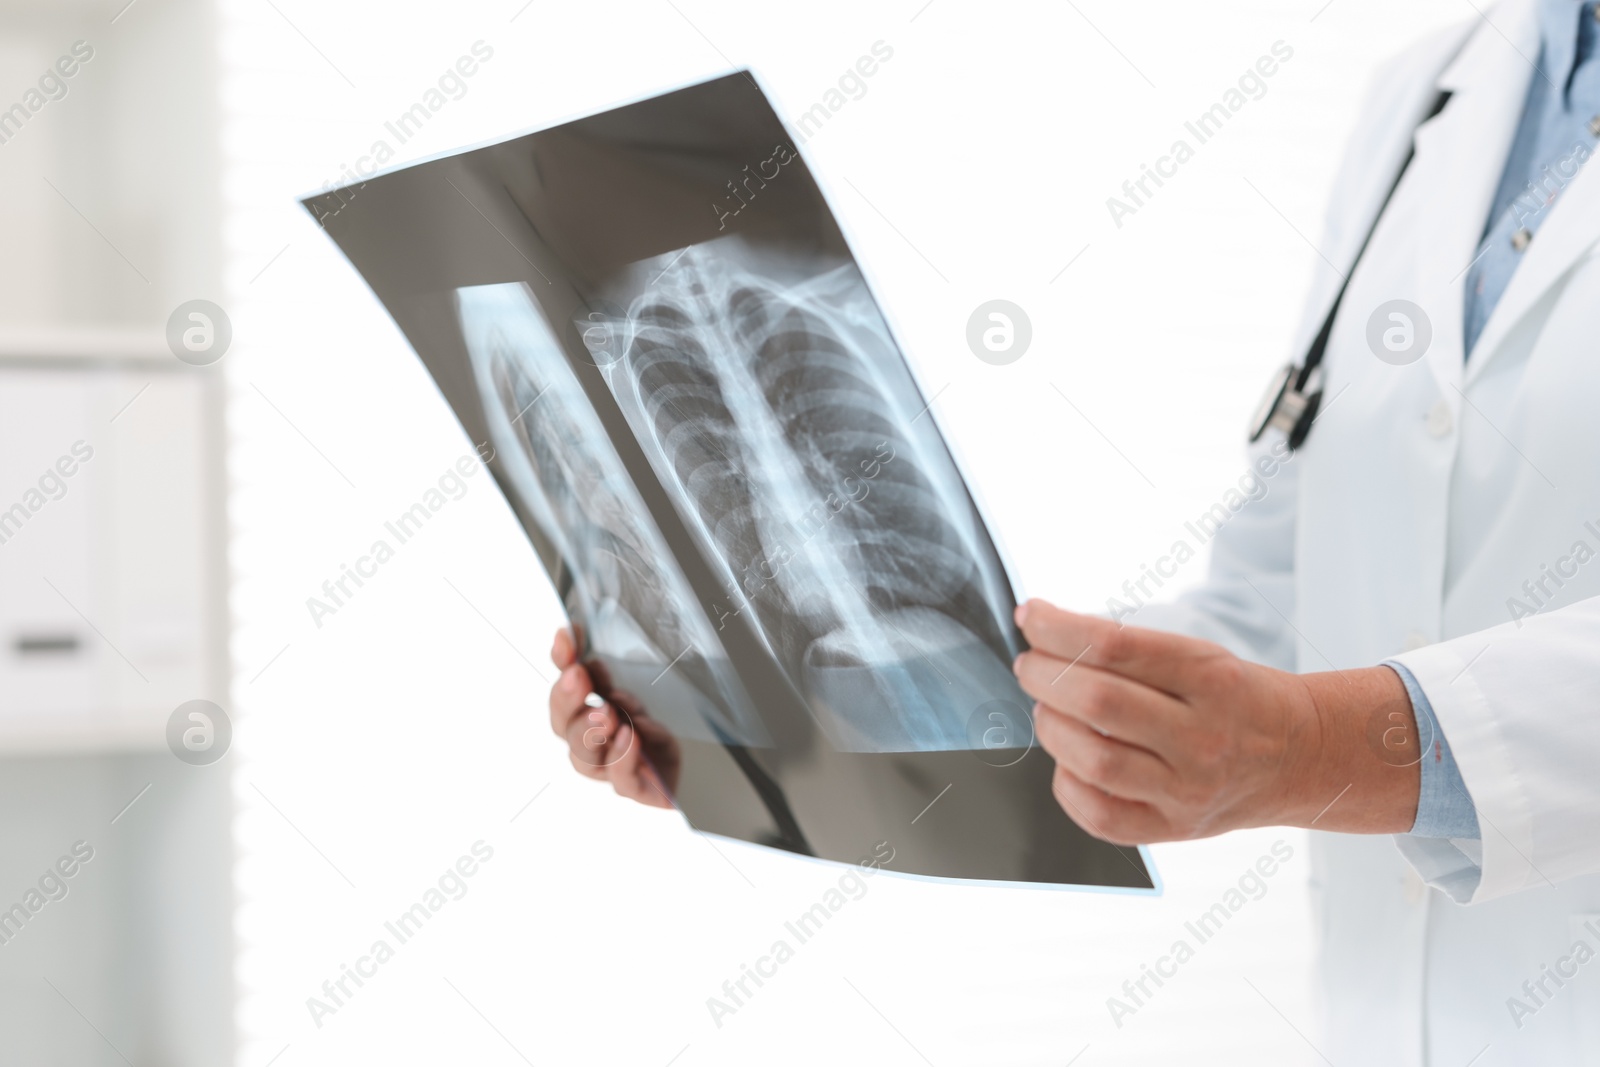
1133,0,1600,1062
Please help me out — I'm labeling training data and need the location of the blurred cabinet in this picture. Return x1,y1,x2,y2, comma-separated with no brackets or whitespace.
0,0,232,1064
0,350,224,747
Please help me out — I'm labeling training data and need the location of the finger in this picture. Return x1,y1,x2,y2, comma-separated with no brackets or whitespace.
1014,657,1182,754
1016,599,1217,695
551,629,577,669
632,714,678,762
1050,765,1169,846
606,687,646,720
633,715,681,792
607,725,672,809
569,747,611,782
1034,704,1173,803
566,702,617,773
548,664,593,737
631,712,672,747
607,724,646,801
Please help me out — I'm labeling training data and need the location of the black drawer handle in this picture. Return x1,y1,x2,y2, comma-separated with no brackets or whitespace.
14,634,81,655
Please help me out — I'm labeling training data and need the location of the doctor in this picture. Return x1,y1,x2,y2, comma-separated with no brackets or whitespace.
1012,0,1600,1061
549,0,1600,1061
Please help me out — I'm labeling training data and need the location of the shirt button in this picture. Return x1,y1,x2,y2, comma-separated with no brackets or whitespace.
1590,113,1600,137
1427,399,1453,437
1511,227,1533,251
1403,630,1430,652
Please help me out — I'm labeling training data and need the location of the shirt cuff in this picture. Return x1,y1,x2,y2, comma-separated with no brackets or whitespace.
1384,661,1480,840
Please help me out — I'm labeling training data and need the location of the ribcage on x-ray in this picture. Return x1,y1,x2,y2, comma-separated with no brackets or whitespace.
725,284,1009,666
625,280,830,667
619,246,1009,720
486,339,732,710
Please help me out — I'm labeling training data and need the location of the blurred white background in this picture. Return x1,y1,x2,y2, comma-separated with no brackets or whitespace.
0,0,1474,1063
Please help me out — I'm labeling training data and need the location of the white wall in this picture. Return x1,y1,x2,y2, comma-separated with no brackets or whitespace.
222,1,1467,1064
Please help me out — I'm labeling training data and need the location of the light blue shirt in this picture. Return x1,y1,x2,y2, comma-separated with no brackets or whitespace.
1398,0,1600,840
1388,662,1480,837
1463,0,1600,355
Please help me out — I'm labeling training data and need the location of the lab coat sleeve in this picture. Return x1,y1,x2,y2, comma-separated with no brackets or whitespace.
1391,596,1600,903
1121,438,1301,672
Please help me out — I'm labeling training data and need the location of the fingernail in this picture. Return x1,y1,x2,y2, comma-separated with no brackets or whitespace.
560,667,581,693
1012,653,1026,675
1014,601,1030,628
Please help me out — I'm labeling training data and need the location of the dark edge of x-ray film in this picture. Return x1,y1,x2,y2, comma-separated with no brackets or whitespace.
303,71,1154,892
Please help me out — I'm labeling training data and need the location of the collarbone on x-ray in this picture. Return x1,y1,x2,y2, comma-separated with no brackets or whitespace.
590,236,1018,752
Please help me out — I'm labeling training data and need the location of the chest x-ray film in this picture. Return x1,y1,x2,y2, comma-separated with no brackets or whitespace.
306,72,1154,891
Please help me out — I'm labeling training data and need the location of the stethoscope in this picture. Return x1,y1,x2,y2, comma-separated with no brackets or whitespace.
1248,90,1452,451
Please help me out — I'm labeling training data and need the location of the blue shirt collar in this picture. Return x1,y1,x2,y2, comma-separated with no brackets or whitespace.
1539,0,1592,105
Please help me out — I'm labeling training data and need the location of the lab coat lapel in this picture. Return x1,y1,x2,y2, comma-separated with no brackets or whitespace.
1407,0,1538,398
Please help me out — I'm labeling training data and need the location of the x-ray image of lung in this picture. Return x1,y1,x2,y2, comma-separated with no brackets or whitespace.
305,70,1157,888
582,237,1021,752
456,283,768,747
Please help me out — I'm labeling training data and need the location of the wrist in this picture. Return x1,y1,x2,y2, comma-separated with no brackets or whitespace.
1269,671,1335,827
1286,666,1421,833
